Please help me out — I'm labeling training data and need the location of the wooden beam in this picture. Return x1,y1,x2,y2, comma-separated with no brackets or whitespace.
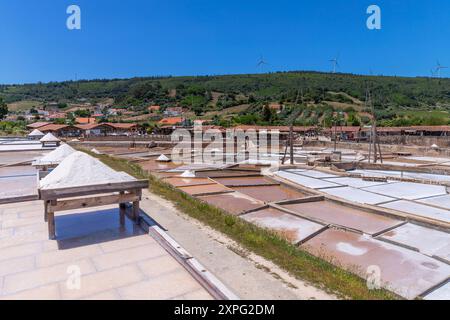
48,193,140,212
40,180,148,200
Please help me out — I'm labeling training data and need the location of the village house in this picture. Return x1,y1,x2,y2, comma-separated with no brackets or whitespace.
75,123,140,137
47,112,67,120
158,117,185,126
268,102,283,113
163,107,183,117
148,105,161,113
37,124,82,137
26,122,51,129
75,123,115,136
75,117,96,125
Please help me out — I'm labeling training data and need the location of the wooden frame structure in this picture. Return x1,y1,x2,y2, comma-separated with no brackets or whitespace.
39,180,148,239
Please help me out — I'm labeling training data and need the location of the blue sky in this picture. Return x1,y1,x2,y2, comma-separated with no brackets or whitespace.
0,0,449,84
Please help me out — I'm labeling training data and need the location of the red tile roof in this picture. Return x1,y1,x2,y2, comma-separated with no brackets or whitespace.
148,105,161,111
158,117,184,125
48,113,67,119
38,124,70,132
75,117,96,124
26,122,50,129
107,123,139,129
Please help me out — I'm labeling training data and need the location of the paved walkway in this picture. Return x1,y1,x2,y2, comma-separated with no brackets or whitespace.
140,190,336,300
0,201,212,300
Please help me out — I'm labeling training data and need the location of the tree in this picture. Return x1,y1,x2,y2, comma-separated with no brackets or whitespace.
74,109,91,117
0,97,8,120
262,105,275,123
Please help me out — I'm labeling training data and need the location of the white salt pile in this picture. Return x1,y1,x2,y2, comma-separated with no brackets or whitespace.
33,144,76,165
91,148,102,154
71,138,80,142
40,151,136,189
431,144,439,149
28,129,44,137
40,133,60,143
180,170,196,178
156,154,171,162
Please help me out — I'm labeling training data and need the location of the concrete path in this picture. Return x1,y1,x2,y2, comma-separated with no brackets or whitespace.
140,189,337,300
0,201,213,300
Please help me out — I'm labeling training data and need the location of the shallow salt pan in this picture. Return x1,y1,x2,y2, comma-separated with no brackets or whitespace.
378,223,450,263
362,182,447,200
320,186,395,205
418,194,450,210
275,171,340,189
325,177,393,188
295,170,339,179
381,200,450,223
423,282,450,300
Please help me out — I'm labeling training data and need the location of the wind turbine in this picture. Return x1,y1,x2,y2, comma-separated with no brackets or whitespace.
430,69,437,77
257,55,268,73
330,54,340,73
435,61,448,78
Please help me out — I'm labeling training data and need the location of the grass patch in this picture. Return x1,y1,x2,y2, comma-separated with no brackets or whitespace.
81,149,400,300
7,100,43,112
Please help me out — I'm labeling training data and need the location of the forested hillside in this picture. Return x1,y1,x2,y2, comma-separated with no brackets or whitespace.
2,71,450,127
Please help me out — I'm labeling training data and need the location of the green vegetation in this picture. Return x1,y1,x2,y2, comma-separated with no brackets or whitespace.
0,97,7,120
6,100,43,112
82,149,400,300
0,120,26,135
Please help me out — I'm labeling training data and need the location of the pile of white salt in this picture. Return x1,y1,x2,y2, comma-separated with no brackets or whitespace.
33,144,76,165
40,151,136,189
156,154,171,162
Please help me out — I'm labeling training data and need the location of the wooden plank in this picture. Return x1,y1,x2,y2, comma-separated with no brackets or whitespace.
40,180,148,200
0,194,39,205
48,193,140,212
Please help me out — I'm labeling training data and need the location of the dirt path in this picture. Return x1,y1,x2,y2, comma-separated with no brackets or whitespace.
140,189,337,300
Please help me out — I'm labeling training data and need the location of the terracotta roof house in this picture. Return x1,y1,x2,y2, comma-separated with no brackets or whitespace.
268,103,283,112
163,107,183,117
48,112,67,120
148,105,161,112
75,123,140,136
158,117,185,125
75,117,96,125
75,123,115,136
26,122,50,129
38,124,82,137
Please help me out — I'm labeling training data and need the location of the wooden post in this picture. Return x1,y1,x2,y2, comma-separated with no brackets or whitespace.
44,200,49,222
48,211,55,240
119,191,126,226
132,189,142,223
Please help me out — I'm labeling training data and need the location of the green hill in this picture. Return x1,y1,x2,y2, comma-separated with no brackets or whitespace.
2,71,450,127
